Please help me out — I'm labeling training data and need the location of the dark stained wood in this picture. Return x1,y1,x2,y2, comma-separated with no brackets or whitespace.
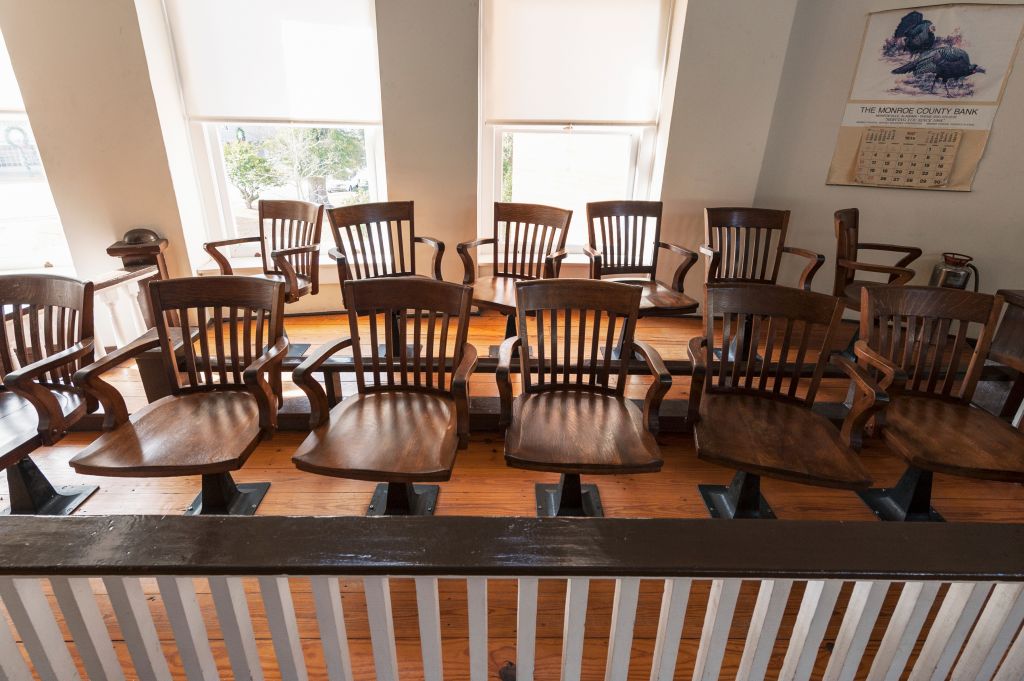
833,208,921,310
204,199,324,303
291,278,476,495
458,202,572,314
585,200,699,316
326,201,445,307
702,207,824,291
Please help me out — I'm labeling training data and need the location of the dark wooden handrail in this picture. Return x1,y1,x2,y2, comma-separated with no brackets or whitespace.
0,516,1020,580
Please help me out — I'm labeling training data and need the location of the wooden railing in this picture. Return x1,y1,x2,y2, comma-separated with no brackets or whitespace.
0,516,1021,681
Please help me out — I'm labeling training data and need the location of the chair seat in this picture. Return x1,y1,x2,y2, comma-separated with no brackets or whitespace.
607,278,699,315
505,390,662,474
253,272,312,300
883,396,1024,482
694,393,871,489
293,392,459,481
0,389,84,467
70,392,262,477
471,275,521,313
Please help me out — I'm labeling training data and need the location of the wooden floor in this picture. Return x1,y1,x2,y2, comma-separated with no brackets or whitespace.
4,311,1023,680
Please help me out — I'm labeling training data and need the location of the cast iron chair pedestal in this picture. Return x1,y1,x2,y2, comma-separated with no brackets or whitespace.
185,472,270,516
536,474,605,517
699,471,777,520
368,482,440,516
858,466,944,522
1,458,98,516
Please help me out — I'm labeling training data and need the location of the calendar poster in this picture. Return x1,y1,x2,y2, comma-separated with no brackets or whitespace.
827,4,1024,191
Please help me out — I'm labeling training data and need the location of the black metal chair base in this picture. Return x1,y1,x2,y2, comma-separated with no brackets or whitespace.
368,482,439,516
858,466,944,522
535,474,604,517
2,458,97,516
699,471,776,519
185,472,270,516
285,342,311,360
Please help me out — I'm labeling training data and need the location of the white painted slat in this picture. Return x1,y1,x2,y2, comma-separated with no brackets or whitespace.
365,576,400,681
951,582,1024,681
103,576,173,681
648,578,690,681
0,597,32,681
467,577,489,681
909,581,993,681
823,581,890,681
51,577,125,681
992,621,1024,681
517,577,539,681
311,576,353,681
867,581,941,681
156,576,218,681
415,577,444,681
779,580,842,681
737,579,793,681
258,575,308,681
561,578,589,681
0,577,80,681
692,578,741,681
209,576,264,681
605,578,641,681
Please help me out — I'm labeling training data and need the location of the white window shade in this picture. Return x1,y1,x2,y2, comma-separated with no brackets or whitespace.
483,0,670,124
165,0,383,123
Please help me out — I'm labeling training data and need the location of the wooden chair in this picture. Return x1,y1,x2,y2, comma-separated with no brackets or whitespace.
70,276,288,515
498,279,670,517
204,199,324,304
688,284,882,519
701,208,824,290
980,289,1024,426
833,208,921,310
458,202,572,340
0,275,99,514
854,286,1024,521
292,277,477,516
584,200,699,317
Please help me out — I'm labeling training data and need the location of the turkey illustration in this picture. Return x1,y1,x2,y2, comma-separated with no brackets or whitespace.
892,46,985,95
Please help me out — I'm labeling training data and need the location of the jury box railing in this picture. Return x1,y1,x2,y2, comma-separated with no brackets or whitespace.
0,516,1021,681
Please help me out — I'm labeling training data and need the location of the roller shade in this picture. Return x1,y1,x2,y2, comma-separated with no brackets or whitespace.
165,0,383,123
483,0,670,124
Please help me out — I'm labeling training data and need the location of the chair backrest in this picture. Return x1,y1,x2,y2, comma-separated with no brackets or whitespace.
833,208,860,297
704,208,791,284
703,283,844,406
587,200,662,278
327,201,420,284
514,279,641,396
344,277,472,394
149,276,285,394
491,203,572,279
258,199,324,280
0,274,93,390
861,286,1003,402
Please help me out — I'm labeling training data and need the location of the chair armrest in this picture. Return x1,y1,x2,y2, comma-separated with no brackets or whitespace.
658,241,699,293
328,247,354,284
686,336,709,423
699,244,721,282
858,243,923,269
456,237,495,284
6,340,95,443
782,246,825,291
633,340,671,434
583,245,603,279
496,335,521,427
243,336,290,431
204,236,261,275
832,354,890,451
270,245,319,302
451,343,478,447
414,235,446,281
73,330,163,430
292,337,353,428
837,259,914,286
543,248,569,278
854,339,907,394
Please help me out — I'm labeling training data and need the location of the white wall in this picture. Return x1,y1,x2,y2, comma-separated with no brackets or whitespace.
756,0,1024,295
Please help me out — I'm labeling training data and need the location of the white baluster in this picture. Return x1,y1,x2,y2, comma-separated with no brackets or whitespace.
103,576,173,681
311,576,354,681
258,576,308,681
649,578,691,681
0,577,78,681
737,579,793,681
561,578,589,681
51,577,125,681
951,582,1024,681
157,576,218,681
415,577,444,681
467,577,489,681
0,598,32,681
517,577,539,681
779,580,842,681
209,576,264,681
993,621,1024,681
823,581,890,681
365,576,400,681
605,578,641,681
910,581,993,681
693,579,741,681
867,581,941,681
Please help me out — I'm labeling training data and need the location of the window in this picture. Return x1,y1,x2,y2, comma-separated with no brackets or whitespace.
0,31,74,274
164,0,386,260
480,0,672,249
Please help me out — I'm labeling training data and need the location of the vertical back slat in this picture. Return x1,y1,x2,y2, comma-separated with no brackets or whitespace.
194,306,212,385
